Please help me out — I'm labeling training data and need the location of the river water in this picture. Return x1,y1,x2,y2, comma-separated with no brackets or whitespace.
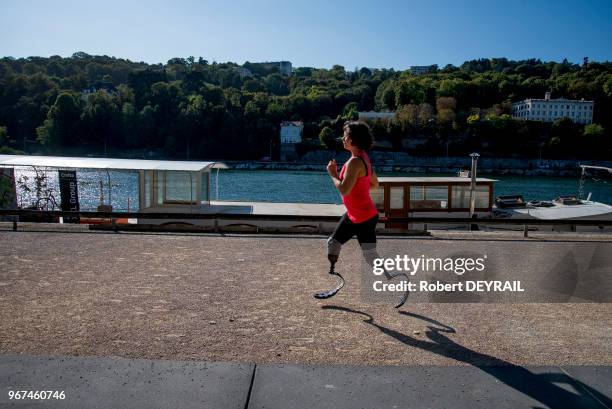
11,168,611,211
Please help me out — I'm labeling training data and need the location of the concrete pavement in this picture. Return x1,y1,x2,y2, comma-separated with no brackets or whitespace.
1,354,611,408
1,229,611,407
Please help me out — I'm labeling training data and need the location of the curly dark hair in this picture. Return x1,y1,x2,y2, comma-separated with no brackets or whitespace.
343,120,374,151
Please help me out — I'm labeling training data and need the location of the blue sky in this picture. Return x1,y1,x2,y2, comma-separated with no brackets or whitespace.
1,0,611,69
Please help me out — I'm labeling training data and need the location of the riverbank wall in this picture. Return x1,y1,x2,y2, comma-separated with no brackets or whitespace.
226,151,612,177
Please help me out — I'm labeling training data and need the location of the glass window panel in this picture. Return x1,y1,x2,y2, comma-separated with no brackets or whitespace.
426,186,448,209
451,185,489,208
390,186,404,209
410,185,448,210
156,171,164,205
144,171,151,208
451,186,469,208
410,186,424,200
165,171,196,203
201,173,209,203
475,186,489,208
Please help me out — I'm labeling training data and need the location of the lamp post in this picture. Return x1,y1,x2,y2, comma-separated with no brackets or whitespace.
468,152,480,219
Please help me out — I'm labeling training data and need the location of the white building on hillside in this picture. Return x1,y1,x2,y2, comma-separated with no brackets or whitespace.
410,66,435,75
280,121,303,143
511,92,594,124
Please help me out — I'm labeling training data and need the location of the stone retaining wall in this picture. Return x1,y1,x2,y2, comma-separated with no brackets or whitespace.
227,151,612,177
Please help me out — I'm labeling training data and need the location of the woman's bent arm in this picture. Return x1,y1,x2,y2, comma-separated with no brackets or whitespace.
328,158,361,196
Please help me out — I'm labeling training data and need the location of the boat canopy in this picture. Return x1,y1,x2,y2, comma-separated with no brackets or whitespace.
0,154,228,172
0,154,228,210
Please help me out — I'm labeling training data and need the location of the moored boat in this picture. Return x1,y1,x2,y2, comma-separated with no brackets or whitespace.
492,165,612,225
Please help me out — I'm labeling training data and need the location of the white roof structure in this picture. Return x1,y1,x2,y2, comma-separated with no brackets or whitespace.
378,177,497,183
0,155,228,172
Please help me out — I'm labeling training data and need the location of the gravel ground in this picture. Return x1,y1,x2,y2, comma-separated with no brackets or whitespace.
1,230,611,367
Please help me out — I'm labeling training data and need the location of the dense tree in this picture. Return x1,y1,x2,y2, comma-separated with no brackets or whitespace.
264,73,289,96
81,90,121,154
0,53,609,159
319,126,336,148
584,123,604,138
36,92,82,147
0,125,8,146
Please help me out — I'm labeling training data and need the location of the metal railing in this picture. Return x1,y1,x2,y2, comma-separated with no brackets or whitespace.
1,209,610,237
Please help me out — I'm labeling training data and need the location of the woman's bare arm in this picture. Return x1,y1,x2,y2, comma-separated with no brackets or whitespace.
328,158,363,196
370,169,379,189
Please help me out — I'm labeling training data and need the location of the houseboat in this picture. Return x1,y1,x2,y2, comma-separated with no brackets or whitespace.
0,154,498,232
373,176,496,230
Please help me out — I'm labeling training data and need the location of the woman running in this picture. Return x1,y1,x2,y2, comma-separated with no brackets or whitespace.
314,121,408,307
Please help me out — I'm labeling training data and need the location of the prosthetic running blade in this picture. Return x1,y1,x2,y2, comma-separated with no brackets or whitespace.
313,270,408,308
313,271,345,299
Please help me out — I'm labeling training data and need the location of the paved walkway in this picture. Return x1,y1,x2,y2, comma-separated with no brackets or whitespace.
1,230,611,367
0,229,611,407
1,354,611,408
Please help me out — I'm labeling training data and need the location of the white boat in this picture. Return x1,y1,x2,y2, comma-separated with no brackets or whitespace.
492,165,612,222
495,198,612,221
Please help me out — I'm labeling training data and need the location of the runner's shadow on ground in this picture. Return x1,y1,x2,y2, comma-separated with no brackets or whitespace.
322,305,611,409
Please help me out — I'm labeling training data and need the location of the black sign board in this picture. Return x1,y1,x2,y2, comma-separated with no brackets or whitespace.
59,170,80,223
0,168,17,221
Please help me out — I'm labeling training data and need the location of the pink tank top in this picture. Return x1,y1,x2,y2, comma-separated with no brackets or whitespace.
339,152,378,223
